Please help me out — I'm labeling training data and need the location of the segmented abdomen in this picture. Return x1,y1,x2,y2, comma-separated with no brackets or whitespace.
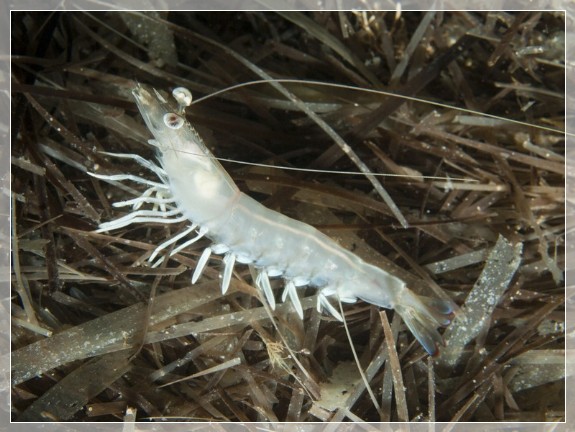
206,193,362,288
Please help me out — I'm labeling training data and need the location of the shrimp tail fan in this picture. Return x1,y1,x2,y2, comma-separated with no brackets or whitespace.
394,290,454,356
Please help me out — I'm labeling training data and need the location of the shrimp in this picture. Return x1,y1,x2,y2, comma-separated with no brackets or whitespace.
91,84,454,356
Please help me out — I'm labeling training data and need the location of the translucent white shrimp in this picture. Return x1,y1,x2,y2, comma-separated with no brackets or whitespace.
95,84,454,356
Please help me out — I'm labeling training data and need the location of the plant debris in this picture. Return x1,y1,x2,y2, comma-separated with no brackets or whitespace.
11,11,565,422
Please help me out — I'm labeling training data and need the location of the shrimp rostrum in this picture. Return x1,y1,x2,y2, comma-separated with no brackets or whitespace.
92,85,454,356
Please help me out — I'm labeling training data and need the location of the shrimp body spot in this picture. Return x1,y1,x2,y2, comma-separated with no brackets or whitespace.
163,113,185,129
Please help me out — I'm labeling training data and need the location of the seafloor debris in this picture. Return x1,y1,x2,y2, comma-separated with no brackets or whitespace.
10,10,565,422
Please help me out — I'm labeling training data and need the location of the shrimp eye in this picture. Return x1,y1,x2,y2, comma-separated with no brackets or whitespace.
172,87,193,107
163,113,184,129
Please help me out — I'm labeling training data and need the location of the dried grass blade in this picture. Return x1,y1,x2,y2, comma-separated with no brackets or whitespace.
373,223,455,306
11,317,52,337
424,248,490,274
380,311,408,422
147,296,316,342
17,351,131,421
497,156,564,284
11,283,222,385
379,355,394,422
215,389,251,422
438,235,523,369
440,298,563,416
428,357,435,422
486,12,530,67
11,194,39,326
286,388,305,422
389,11,435,84
418,126,565,175
339,299,381,414
507,349,566,392
352,34,474,140
11,155,45,175
12,83,133,110
158,357,241,388
20,89,95,156
149,335,228,383
64,229,145,303
448,381,493,422
256,295,321,400
278,12,383,88
236,366,279,422
330,343,388,422
41,153,100,222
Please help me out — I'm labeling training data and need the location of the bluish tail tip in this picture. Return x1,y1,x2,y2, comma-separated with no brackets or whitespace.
395,293,454,356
